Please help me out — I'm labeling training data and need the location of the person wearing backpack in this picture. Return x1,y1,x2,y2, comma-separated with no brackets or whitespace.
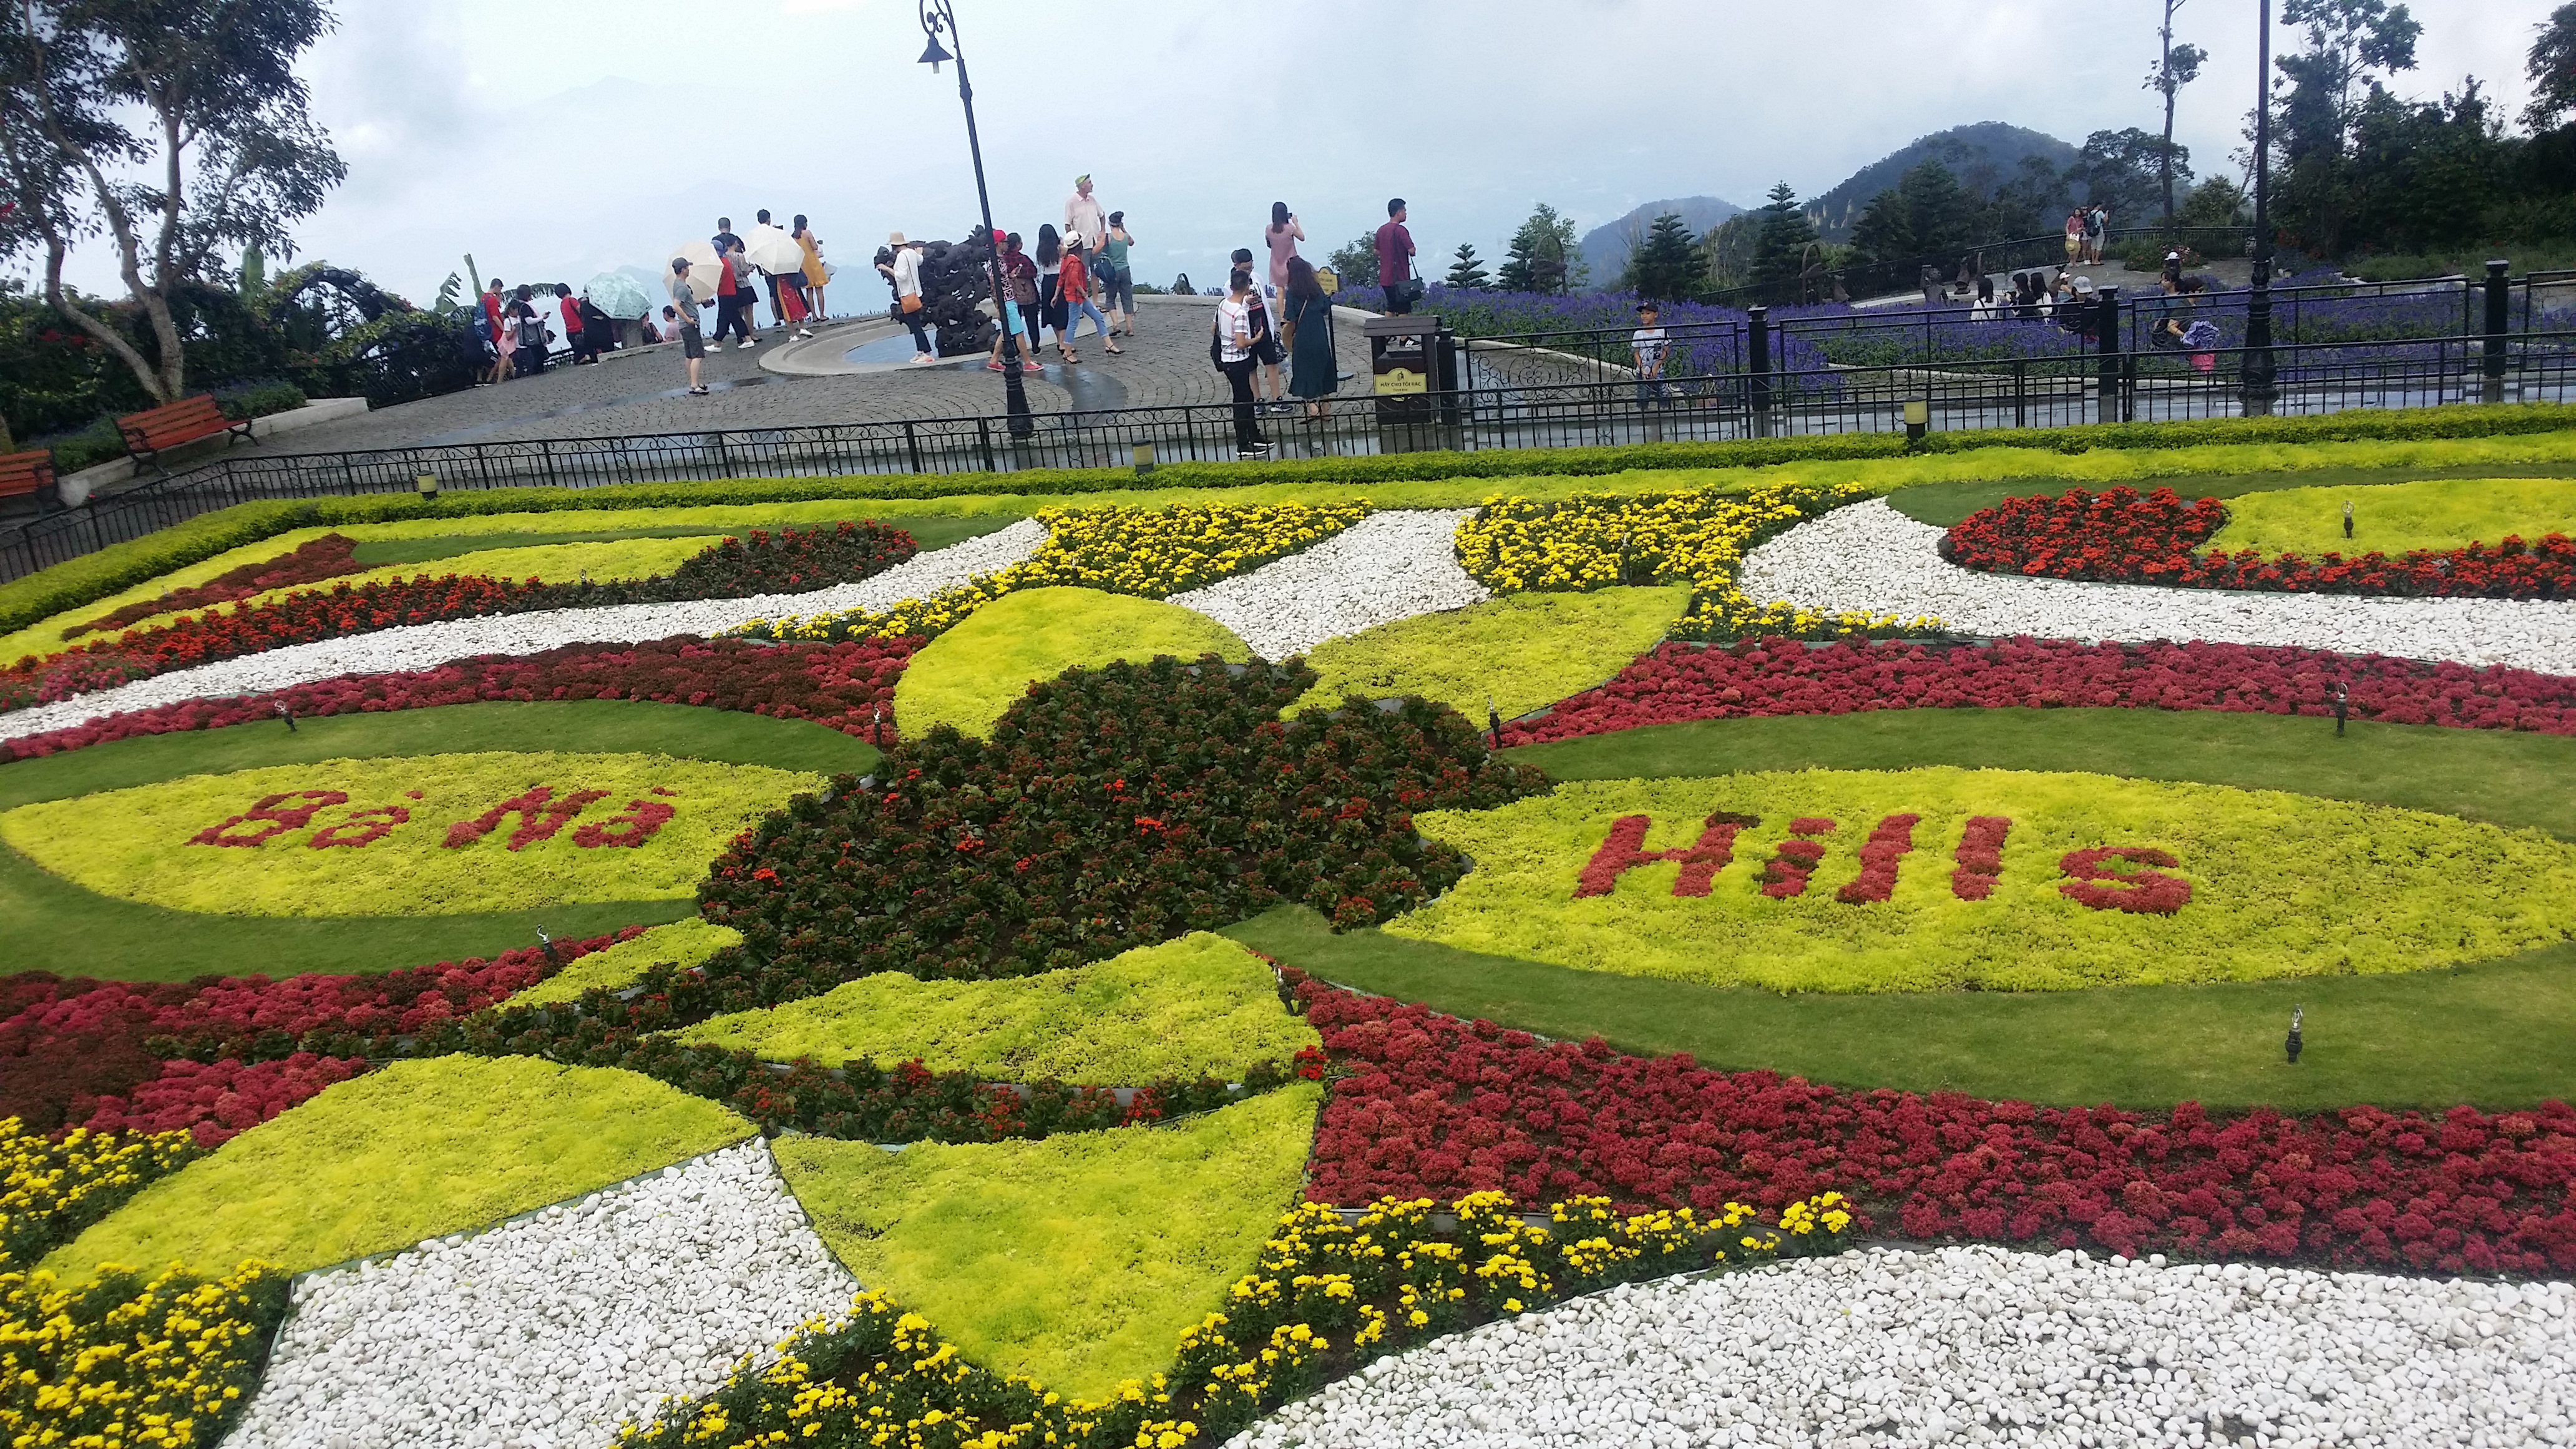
507,285,550,375
1214,268,1272,459
2084,204,2108,265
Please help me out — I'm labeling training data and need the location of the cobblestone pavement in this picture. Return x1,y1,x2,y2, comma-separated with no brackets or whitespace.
227,294,1384,459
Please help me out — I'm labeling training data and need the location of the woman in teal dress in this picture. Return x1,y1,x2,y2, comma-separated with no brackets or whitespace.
1282,256,1335,421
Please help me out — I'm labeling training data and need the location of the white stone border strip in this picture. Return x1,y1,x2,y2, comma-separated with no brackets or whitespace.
1170,509,1491,660
1737,499,2576,675
223,1139,859,1449
0,520,1049,743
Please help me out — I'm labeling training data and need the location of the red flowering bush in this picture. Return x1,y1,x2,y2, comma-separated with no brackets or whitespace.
1501,637,2576,745
1951,816,2012,900
1294,970,2576,1274
62,533,368,639
1942,485,2576,598
1,522,920,707
1837,813,1919,904
82,1052,366,1145
1,635,920,763
0,930,637,1132
2058,845,2193,914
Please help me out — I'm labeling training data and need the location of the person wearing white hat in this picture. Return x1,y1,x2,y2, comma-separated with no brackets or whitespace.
882,232,934,363
1065,175,1106,253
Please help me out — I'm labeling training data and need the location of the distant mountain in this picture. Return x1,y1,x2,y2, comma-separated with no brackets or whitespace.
1577,196,1745,292
1802,122,2082,242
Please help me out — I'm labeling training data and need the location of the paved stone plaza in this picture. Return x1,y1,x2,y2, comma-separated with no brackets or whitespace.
228,294,1381,459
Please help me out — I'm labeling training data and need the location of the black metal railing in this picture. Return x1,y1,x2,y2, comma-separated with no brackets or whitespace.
6,319,2573,585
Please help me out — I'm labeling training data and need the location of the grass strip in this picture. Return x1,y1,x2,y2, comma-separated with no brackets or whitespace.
892,587,1251,738
41,1056,753,1281
1503,707,2576,841
2205,477,2576,556
0,701,866,981
1226,904,2576,1113
343,512,1017,568
773,1084,1320,1402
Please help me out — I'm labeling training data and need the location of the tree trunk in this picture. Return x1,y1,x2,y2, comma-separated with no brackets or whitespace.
2159,0,2178,228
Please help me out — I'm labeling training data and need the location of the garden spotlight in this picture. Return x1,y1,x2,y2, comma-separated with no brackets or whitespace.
1903,399,1929,449
415,472,439,500
2285,1005,2303,1064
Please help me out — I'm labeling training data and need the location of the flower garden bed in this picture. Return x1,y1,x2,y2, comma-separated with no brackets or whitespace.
4,448,2576,1447
1943,484,2576,598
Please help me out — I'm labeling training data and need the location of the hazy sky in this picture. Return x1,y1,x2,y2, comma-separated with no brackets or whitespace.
30,0,2557,305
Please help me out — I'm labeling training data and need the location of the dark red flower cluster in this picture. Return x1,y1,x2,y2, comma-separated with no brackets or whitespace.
2059,846,2193,914
1500,637,2576,745
59,534,368,640
0,635,921,763
1951,816,2011,900
0,930,637,1133
83,1053,366,1145
1941,485,2576,598
1837,814,1918,904
1294,971,2576,1274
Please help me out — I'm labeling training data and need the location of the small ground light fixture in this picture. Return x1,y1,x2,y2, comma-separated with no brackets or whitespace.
537,927,562,966
1486,695,1502,751
2343,499,2354,539
1903,398,1929,449
2286,1005,2304,1064
274,702,296,732
415,472,438,500
1133,442,1155,476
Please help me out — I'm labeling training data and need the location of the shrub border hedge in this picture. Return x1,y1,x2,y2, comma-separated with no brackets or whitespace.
8,402,2576,638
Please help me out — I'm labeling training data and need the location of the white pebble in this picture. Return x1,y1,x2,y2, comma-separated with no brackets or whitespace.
222,1140,857,1449
1170,509,1491,659
1737,499,2576,675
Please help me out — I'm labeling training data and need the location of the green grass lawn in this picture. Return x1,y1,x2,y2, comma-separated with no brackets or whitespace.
1506,707,2576,840
1289,587,1688,723
1885,461,2576,528
1211,705,2576,1110
2207,477,2576,556
42,1056,752,1281
1226,905,2576,1113
773,1084,1319,1402
346,513,1017,568
894,586,1251,738
0,701,872,981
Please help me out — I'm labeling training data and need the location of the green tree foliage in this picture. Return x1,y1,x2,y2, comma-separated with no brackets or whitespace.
1327,234,1379,290
1500,203,1584,295
2528,2,2576,130
2339,80,2512,254
0,0,346,404
1700,214,1758,291
2147,0,2211,224
2066,128,2189,225
1443,243,1493,290
2275,0,2424,256
1748,182,1820,292
2177,176,2247,229
1620,213,1701,300
1848,162,1996,266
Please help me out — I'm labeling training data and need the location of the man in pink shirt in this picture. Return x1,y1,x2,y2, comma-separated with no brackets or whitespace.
1374,198,1416,315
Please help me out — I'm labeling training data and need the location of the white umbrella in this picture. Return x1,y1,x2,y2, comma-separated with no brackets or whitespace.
582,270,653,320
667,239,723,305
744,225,804,275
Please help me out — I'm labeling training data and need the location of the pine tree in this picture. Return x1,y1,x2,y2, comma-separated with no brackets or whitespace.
1505,203,1584,295
1748,182,1820,291
1497,236,1537,292
1444,242,1493,290
1621,212,1700,300
1848,189,1916,265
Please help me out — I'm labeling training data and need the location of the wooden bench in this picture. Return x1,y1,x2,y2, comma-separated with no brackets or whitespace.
0,451,59,511
117,394,255,474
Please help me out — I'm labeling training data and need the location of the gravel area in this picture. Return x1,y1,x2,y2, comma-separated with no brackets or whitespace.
1230,1244,2576,1449
1738,500,2576,676
0,520,1046,743
1169,509,1491,659
223,1141,857,1449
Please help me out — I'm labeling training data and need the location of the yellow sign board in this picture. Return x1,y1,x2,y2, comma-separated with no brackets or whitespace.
1375,366,1427,396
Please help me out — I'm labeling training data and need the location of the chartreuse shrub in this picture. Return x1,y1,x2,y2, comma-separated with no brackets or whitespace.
1388,768,2576,993
894,587,1252,738
743,500,1366,643
1459,483,1937,641
0,1259,284,1449
44,1057,752,1282
773,1083,1320,1402
507,917,743,1007
675,932,1317,1082
0,751,820,917
1290,586,1688,723
2207,477,2576,557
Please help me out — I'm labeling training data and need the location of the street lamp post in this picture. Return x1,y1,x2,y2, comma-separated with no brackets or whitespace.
2243,0,2276,416
917,0,1033,437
